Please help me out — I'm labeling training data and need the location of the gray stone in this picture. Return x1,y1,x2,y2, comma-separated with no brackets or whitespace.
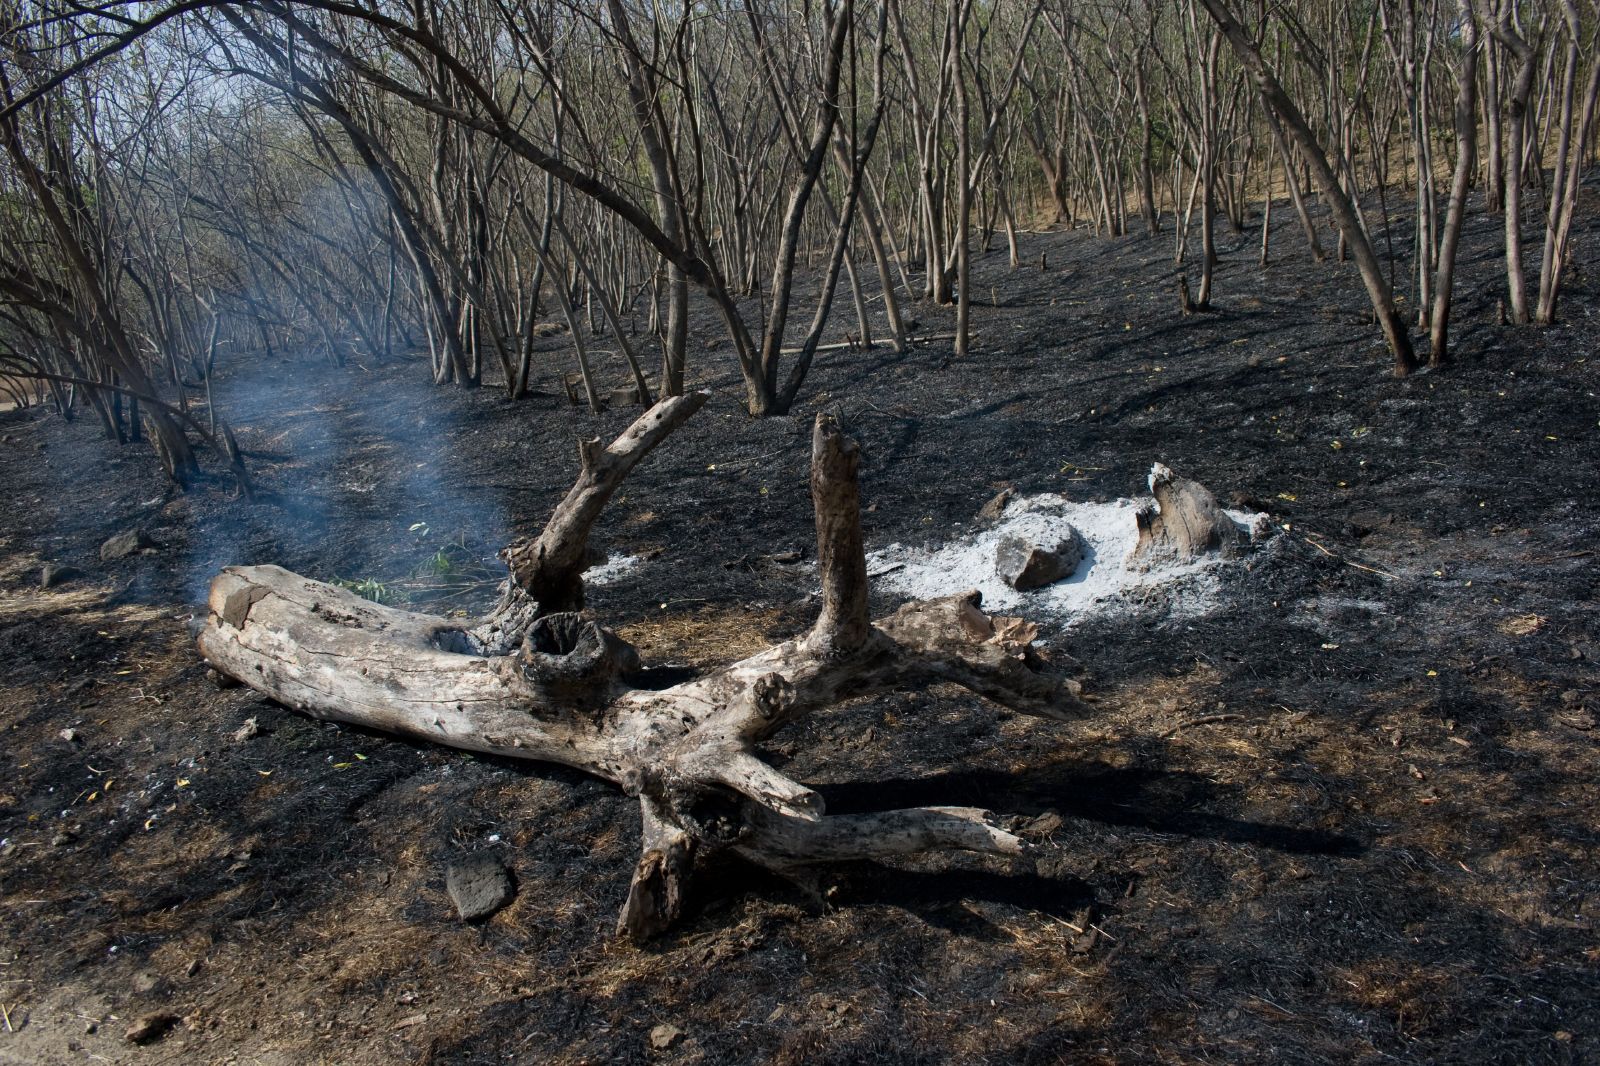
1344,510,1394,538
995,529,1085,591
40,562,81,589
445,854,515,921
99,529,158,562
130,970,164,995
1021,810,1063,837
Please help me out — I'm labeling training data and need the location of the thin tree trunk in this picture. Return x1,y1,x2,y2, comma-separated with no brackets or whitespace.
954,3,973,357
1485,3,1538,323
1430,0,1482,365
1534,0,1594,324
1198,0,1418,375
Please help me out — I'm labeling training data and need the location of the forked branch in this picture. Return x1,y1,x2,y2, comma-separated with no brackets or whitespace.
197,412,1086,939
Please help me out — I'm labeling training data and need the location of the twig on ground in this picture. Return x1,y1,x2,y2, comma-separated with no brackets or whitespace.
1527,550,1594,563
1303,536,1399,580
1164,713,1244,737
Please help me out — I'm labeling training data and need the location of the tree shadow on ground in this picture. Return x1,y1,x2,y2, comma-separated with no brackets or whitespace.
818,760,1365,859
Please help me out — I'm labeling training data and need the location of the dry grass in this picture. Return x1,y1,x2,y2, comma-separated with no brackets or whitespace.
617,604,793,666
1334,958,1459,1035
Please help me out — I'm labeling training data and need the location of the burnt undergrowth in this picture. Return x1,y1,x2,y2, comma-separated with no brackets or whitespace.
1,194,1598,1064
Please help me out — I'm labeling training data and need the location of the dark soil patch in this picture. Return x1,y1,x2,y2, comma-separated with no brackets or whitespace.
2,197,1599,1064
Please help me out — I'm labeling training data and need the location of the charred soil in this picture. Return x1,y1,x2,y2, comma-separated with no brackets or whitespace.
2,201,1599,1064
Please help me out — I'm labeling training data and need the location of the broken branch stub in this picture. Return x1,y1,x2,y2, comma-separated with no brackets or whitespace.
470,390,710,654
197,409,1087,941
1129,463,1242,568
807,413,872,656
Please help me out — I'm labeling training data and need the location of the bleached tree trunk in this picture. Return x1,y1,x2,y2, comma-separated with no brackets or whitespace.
196,404,1084,939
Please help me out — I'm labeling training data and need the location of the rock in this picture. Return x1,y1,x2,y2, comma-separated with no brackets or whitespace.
124,1012,179,1045
995,529,1085,591
977,486,1015,522
1228,490,1273,513
649,1023,683,1050
445,854,515,921
58,727,79,743
40,563,81,589
1344,510,1395,538
131,970,164,995
99,529,158,562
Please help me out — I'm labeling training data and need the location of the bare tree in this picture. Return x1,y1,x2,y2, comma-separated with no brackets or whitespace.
1197,0,1419,376
1429,0,1483,365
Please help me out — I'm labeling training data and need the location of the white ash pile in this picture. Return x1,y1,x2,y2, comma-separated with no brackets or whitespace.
869,465,1270,627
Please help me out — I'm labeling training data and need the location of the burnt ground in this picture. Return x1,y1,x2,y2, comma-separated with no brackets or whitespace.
1,193,1599,1065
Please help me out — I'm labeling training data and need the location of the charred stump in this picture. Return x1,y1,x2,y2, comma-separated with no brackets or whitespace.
1130,463,1242,568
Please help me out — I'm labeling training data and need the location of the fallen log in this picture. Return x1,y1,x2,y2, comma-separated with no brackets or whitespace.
197,400,1085,939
